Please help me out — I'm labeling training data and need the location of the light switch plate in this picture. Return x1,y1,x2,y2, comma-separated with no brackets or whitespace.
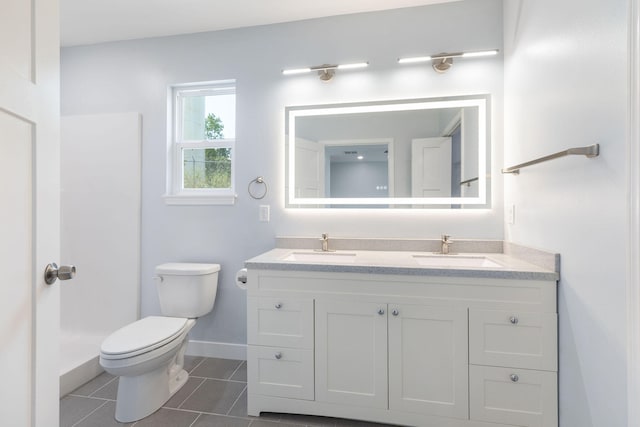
259,205,270,222
507,204,515,225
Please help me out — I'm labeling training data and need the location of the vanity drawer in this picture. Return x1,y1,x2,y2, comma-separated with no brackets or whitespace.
247,297,314,349
469,309,557,371
247,345,314,400
469,365,557,427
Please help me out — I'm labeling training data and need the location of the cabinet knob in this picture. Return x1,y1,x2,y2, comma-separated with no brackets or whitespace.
275,303,282,309
274,352,282,360
510,374,519,382
378,308,385,315
509,316,519,325
392,309,399,316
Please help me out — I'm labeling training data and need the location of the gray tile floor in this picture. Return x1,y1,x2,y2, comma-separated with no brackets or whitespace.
60,357,393,427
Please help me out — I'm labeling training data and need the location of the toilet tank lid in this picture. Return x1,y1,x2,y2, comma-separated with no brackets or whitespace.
156,263,220,275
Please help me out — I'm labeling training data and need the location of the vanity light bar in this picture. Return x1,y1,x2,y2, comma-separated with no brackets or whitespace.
282,62,369,76
398,49,499,64
397,56,432,64
282,67,312,75
336,62,369,70
460,49,499,58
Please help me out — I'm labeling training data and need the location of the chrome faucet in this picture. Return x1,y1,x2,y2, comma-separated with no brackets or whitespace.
320,233,330,252
440,234,453,254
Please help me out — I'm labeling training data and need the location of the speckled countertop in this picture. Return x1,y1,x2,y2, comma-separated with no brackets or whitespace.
244,238,560,281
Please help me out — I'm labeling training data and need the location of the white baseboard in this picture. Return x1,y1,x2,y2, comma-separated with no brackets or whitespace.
60,356,104,397
186,340,247,360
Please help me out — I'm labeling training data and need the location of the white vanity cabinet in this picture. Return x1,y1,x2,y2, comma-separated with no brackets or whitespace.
246,268,558,427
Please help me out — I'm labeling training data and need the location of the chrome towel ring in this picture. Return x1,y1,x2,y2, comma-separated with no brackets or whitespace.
248,176,268,199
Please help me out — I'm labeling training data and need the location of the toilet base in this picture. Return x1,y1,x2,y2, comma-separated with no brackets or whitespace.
113,338,190,422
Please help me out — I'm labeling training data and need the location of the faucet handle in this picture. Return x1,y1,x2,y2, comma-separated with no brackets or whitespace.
318,233,330,252
441,234,451,242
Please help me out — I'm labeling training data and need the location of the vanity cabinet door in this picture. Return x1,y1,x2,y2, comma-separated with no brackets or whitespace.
315,300,388,409
388,304,469,419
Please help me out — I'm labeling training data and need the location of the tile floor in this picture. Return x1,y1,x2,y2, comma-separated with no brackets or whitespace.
60,356,394,427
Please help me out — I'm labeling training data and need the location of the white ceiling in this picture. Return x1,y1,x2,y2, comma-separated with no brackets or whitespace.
60,0,460,47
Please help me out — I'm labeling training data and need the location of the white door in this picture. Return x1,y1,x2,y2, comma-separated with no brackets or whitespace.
388,304,469,419
0,0,61,425
295,137,325,197
315,300,388,409
411,137,452,197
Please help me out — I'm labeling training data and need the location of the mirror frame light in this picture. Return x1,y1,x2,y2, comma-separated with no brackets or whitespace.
286,95,490,207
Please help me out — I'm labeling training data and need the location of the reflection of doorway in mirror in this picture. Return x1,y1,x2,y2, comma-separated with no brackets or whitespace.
321,138,394,199
438,106,481,209
450,124,462,209
459,107,480,200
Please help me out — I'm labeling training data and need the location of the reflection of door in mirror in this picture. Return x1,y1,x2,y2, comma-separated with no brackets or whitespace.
295,137,325,197
411,137,452,198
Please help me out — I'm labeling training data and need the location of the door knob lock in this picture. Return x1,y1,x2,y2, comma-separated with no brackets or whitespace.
44,263,76,285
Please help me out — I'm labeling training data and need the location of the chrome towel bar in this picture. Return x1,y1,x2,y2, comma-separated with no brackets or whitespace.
460,177,479,187
502,144,600,175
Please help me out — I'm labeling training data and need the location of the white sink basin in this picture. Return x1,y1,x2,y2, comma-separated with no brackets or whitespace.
282,251,357,264
412,254,503,268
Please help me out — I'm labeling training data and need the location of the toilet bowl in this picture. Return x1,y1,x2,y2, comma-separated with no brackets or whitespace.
99,263,220,422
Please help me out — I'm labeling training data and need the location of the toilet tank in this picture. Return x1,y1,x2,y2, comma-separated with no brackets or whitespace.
155,263,220,318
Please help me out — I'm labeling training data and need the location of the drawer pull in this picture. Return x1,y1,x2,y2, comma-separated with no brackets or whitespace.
509,316,519,324
392,309,399,316
378,308,385,315
275,352,282,360
275,303,282,309
510,374,519,382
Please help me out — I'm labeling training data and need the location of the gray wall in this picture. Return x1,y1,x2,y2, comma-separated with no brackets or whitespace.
330,162,388,198
503,0,628,425
60,0,504,347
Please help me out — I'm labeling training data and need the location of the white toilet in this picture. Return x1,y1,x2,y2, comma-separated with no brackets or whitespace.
99,263,220,422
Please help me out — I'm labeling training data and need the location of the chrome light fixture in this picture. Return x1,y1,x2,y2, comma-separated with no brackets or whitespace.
398,49,499,73
282,62,369,81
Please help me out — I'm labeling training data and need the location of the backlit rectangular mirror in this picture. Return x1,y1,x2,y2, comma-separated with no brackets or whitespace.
285,95,491,208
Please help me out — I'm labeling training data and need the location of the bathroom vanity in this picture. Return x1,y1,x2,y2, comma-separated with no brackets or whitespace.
244,239,559,427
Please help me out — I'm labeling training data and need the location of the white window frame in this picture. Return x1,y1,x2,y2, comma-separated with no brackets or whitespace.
164,80,237,205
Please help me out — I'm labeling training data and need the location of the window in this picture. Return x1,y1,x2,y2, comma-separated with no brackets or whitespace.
165,80,236,205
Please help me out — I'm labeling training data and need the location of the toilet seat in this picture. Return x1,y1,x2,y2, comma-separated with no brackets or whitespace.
101,316,190,360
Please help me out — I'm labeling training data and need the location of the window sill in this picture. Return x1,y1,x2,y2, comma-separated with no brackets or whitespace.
163,193,237,206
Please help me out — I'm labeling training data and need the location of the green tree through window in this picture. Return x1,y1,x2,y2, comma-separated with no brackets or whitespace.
205,113,224,139
202,113,231,188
